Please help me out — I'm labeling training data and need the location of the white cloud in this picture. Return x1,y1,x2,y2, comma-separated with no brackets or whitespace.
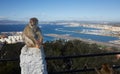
0,16,9,20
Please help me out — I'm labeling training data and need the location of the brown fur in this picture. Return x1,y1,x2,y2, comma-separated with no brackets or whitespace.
95,63,113,74
22,18,43,48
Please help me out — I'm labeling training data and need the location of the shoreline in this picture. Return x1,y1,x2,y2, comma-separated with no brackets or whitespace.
45,34,120,48
0,31,120,48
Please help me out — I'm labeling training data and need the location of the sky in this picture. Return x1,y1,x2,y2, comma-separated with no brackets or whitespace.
0,0,120,22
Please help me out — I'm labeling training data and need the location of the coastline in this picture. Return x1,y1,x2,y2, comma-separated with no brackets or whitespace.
45,34,120,48
0,31,120,48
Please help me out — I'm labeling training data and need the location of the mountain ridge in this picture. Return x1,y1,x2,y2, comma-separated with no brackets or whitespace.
0,20,26,24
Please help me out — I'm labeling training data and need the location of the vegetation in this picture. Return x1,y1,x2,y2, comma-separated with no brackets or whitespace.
0,40,120,74
0,43,24,74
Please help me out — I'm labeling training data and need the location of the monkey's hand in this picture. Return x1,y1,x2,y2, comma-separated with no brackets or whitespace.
35,41,41,48
35,44,40,48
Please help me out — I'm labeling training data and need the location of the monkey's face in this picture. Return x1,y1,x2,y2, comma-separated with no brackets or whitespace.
30,20,38,27
29,18,38,28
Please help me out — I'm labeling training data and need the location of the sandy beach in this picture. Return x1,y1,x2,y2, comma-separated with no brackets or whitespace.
45,34,120,48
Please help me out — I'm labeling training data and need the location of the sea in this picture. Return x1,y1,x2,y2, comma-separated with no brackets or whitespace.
0,24,119,42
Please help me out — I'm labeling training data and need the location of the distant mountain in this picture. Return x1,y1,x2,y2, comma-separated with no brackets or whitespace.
0,20,26,24
57,20,120,24
43,20,120,26
1,19,120,26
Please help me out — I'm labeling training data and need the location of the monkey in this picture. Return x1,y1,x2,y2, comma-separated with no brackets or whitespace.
95,63,114,74
22,17,43,48
116,54,120,60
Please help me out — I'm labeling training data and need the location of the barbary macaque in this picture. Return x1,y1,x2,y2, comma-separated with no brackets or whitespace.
95,63,114,74
116,54,120,60
22,17,43,48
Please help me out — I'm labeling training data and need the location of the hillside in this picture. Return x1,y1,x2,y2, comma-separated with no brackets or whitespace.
0,40,120,74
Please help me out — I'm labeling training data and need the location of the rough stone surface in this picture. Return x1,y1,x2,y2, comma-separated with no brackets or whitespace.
20,45,48,74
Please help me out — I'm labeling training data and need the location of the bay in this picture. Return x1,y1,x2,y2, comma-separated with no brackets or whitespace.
0,24,119,42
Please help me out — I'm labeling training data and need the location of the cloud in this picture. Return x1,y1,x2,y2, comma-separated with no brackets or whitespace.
0,16,9,20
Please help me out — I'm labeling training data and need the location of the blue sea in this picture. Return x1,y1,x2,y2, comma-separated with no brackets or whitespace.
0,24,119,42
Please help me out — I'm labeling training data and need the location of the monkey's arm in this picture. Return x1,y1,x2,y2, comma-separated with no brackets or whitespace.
36,27,43,45
22,26,37,47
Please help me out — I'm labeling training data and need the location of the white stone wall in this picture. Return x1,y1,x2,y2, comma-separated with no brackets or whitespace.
20,45,48,74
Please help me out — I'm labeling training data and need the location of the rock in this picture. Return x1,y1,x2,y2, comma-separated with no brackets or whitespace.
20,45,48,74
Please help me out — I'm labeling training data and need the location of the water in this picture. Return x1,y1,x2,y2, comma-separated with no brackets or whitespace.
0,24,25,32
0,24,119,42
